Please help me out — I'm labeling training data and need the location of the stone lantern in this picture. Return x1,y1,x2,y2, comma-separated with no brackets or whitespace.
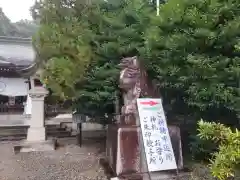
14,76,56,153
26,77,48,142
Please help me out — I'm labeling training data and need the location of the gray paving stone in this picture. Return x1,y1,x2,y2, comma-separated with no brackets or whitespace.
0,138,108,180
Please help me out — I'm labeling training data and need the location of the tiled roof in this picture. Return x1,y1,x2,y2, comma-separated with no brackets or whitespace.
0,37,35,66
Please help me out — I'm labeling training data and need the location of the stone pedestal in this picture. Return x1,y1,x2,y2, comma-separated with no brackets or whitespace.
27,127,46,141
107,125,141,177
27,87,47,141
106,125,142,180
106,125,184,180
14,86,56,153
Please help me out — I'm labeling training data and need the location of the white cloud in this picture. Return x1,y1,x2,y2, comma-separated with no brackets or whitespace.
0,0,35,22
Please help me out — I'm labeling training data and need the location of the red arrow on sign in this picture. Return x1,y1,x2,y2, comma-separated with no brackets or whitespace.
140,100,159,106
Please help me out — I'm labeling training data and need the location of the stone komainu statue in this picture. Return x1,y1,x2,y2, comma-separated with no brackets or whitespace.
119,56,141,125
119,56,183,169
119,56,158,125
106,56,183,178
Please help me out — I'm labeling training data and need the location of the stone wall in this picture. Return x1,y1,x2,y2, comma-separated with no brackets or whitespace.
71,122,104,131
0,114,23,121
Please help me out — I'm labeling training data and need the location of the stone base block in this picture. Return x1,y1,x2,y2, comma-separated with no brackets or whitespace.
13,139,57,154
27,127,46,141
110,178,120,180
150,171,191,180
106,125,141,177
111,172,190,180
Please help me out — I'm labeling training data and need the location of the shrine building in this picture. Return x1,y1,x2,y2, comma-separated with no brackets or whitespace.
0,36,37,120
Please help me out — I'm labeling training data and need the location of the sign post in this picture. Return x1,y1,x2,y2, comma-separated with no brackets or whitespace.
73,114,86,147
137,98,177,172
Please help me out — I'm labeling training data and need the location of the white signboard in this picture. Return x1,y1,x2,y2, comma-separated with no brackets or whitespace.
137,98,177,172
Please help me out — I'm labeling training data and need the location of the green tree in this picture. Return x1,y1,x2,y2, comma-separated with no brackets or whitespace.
142,0,240,125
32,0,153,123
32,0,93,99
33,0,239,127
198,120,240,180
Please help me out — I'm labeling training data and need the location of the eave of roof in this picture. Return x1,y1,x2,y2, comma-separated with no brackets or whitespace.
0,36,35,67
0,36,39,77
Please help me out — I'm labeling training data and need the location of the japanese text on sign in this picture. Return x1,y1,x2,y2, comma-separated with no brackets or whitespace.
137,98,177,172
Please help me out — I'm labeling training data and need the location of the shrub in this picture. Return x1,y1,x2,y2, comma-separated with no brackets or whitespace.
198,120,240,180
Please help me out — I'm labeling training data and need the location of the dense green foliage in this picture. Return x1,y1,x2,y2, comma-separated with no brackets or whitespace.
32,0,111,121
33,0,239,125
141,0,240,161
142,0,240,125
73,0,154,122
32,0,92,99
0,8,37,37
198,120,240,180
32,0,154,122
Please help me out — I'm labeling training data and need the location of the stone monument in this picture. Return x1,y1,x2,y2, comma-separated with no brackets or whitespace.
14,78,56,153
106,56,184,180
27,85,48,141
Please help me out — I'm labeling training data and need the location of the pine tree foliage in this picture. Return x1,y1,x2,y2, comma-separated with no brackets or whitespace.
33,0,239,124
142,0,240,123
74,0,154,121
32,0,153,120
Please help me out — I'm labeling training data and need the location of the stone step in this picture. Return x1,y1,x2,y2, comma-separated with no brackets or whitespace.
0,136,26,141
0,127,66,133
0,132,27,136
46,124,62,129
0,125,73,141
0,128,28,132
0,124,62,130
0,129,70,136
0,133,74,141
0,134,75,141
0,130,67,137
47,133,74,138
47,131,72,137
0,126,29,130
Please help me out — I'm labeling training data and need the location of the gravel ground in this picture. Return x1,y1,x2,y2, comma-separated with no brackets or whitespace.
0,138,108,180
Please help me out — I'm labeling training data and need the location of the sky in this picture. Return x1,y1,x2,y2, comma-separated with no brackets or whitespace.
0,0,35,22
